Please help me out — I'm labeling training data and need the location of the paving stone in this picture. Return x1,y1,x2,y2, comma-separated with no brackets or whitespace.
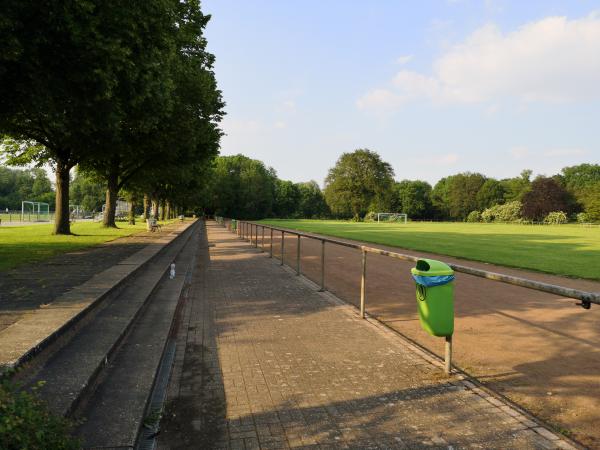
157,222,580,450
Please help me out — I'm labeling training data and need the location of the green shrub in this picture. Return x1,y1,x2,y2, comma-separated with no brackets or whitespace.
576,212,590,223
544,211,568,225
466,211,481,222
363,211,377,222
0,380,79,450
481,201,522,223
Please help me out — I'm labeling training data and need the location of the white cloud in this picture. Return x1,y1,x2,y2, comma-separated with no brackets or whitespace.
274,121,287,129
396,54,413,65
359,13,600,110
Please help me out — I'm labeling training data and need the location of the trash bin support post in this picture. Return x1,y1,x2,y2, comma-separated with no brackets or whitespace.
270,228,273,258
319,240,325,291
445,335,452,374
360,248,367,319
296,235,301,275
281,231,285,265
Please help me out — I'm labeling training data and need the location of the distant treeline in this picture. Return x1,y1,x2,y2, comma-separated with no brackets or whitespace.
204,150,600,223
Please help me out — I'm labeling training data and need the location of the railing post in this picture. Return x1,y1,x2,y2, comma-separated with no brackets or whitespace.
280,231,285,265
270,228,273,258
445,335,453,374
319,240,325,291
360,248,367,319
296,235,301,275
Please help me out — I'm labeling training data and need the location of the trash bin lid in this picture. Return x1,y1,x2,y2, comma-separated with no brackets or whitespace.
411,258,454,277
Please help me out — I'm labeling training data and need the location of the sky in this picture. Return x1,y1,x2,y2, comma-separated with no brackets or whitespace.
202,0,600,186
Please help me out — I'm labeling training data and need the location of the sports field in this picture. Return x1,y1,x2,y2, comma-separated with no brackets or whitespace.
259,219,600,280
0,222,158,271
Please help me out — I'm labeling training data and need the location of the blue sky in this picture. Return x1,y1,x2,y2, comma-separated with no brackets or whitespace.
203,0,600,186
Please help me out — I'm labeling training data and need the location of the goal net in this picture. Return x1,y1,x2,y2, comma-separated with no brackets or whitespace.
21,201,50,222
376,213,407,224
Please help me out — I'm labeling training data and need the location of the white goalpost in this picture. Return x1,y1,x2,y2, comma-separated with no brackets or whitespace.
376,212,407,224
21,201,50,222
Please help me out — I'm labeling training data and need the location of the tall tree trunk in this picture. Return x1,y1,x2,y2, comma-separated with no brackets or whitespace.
54,161,71,235
165,201,171,220
128,199,136,225
143,194,150,220
103,170,119,227
160,199,166,221
152,199,159,218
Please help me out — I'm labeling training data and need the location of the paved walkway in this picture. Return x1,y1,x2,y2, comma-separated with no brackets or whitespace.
158,222,577,449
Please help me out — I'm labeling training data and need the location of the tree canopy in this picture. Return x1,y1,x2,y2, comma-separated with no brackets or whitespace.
324,149,395,219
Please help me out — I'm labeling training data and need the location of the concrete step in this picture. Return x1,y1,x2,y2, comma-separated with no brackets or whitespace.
1,221,195,372
73,221,202,449
17,221,199,419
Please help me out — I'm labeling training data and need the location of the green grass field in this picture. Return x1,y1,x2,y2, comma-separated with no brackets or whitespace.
258,219,600,280
0,222,155,271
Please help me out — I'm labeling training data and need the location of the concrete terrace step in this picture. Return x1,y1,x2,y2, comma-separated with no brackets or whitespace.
0,221,195,371
74,221,202,449
12,221,198,419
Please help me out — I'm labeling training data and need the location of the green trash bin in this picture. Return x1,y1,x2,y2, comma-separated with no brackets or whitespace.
411,258,455,337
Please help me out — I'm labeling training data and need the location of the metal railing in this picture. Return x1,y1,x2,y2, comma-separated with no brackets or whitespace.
217,217,600,373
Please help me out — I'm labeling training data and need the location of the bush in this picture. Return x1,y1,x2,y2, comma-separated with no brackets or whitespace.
481,201,522,223
544,211,568,225
466,211,481,222
576,212,590,223
0,380,79,450
363,211,377,222
481,208,494,222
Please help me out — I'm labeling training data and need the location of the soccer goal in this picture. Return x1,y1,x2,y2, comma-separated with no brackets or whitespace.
377,212,407,224
21,201,50,222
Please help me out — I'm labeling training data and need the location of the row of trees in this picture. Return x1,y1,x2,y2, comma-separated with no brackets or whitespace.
0,0,223,234
205,150,600,223
202,155,328,220
0,166,54,210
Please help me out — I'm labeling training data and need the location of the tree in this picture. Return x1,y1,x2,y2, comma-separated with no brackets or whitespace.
522,177,574,221
273,180,300,218
70,170,105,213
0,1,173,233
432,173,486,220
394,180,433,219
324,149,394,219
296,181,329,218
207,155,276,219
0,166,54,210
476,178,505,210
501,170,532,202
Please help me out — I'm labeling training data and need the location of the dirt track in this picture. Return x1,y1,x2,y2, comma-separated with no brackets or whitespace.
243,225,600,448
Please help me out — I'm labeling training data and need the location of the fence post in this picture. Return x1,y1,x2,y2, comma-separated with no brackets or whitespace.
445,335,452,374
255,224,258,248
281,231,285,265
319,240,325,291
262,226,265,252
360,248,367,319
296,235,301,275
270,228,273,257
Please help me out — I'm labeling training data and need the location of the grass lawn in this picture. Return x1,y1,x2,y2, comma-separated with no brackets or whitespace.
258,219,600,280
0,221,158,271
